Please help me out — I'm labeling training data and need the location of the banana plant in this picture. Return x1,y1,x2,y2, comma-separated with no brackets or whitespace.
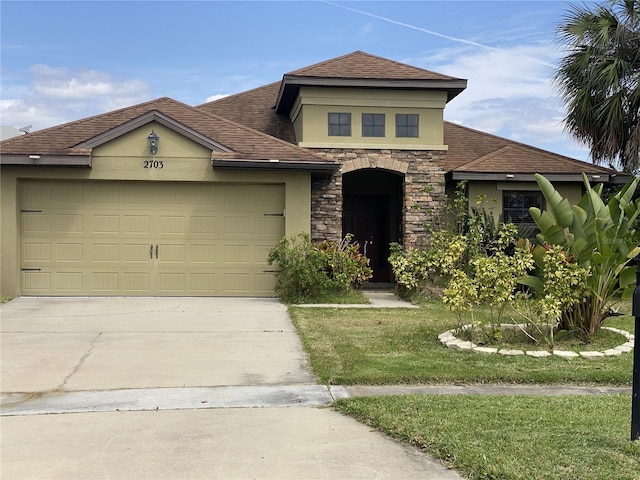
520,173,640,336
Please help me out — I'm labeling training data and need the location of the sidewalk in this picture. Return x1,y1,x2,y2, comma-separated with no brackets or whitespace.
295,289,418,308
0,295,462,480
1,294,631,480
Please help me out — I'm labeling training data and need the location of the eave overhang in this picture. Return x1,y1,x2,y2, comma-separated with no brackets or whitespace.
0,153,92,167
275,75,468,114
446,171,630,184
211,158,339,177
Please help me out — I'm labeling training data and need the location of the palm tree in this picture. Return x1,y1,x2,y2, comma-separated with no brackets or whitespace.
555,0,640,173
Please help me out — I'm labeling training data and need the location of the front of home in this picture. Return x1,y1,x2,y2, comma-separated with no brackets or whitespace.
0,51,623,297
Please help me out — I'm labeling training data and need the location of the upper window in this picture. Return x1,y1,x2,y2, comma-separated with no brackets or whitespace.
396,114,419,138
328,112,352,136
362,113,385,137
503,191,544,226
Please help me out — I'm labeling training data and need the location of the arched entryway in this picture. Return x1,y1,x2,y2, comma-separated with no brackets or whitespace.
342,169,403,283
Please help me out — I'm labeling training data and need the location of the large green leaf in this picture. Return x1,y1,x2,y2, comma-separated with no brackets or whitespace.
517,274,544,294
619,265,637,288
534,174,574,227
529,208,556,234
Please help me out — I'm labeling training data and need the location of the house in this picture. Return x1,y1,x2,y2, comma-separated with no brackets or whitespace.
0,51,623,297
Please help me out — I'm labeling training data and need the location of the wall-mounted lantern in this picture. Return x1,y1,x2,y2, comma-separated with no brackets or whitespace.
147,130,160,155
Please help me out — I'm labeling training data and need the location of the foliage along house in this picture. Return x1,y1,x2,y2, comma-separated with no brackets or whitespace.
0,51,623,297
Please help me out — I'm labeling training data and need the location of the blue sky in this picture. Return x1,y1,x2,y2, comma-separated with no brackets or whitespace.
1,0,594,161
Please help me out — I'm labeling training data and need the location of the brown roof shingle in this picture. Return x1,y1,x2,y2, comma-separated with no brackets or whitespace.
1,97,332,166
2,51,618,179
287,51,460,81
198,82,297,144
442,122,612,175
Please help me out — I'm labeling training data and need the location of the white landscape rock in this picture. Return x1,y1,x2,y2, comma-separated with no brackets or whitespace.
553,350,580,358
616,345,634,353
603,349,623,356
439,325,634,359
498,349,525,356
438,332,456,344
473,346,498,354
445,339,466,350
579,351,605,358
526,350,552,358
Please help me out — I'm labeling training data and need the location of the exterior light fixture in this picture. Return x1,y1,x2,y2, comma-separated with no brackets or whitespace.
147,130,160,155
506,174,515,178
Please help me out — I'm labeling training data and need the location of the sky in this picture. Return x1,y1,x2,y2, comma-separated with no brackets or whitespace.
1,0,598,161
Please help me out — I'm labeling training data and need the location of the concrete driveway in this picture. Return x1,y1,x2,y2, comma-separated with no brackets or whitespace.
1,296,462,480
0,296,315,392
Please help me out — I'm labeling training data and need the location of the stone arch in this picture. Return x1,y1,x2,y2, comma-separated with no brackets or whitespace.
341,158,409,175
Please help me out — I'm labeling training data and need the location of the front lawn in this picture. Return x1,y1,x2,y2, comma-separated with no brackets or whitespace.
288,298,634,385
335,394,640,480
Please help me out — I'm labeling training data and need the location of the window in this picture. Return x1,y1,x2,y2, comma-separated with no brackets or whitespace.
362,113,385,137
396,114,419,137
503,191,544,225
328,112,351,136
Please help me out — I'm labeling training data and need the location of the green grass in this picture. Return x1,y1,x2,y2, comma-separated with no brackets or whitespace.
0,295,14,305
288,289,370,305
457,323,626,351
289,298,635,385
334,394,640,480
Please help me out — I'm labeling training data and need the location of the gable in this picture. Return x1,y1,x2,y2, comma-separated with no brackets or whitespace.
90,122,214,159
0,97,338,174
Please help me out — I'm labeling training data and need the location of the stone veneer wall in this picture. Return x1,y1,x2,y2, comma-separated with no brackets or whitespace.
309,148,447,249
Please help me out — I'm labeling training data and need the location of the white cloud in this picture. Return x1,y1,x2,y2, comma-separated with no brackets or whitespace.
31,65,146,100
0,65,150,131
419,42,586,158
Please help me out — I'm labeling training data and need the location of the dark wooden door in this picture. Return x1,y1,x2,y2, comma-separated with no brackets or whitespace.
343,195,390,282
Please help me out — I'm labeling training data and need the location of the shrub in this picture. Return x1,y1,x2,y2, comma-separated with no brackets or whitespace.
442,242,534,327
389,231,467,294
267,233,372,303
316,235,373,291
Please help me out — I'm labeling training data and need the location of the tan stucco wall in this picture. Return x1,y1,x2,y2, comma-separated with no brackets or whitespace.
291,87,447,149
0,122,311,297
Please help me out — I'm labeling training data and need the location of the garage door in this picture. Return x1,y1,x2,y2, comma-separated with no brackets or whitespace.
20,181,285,296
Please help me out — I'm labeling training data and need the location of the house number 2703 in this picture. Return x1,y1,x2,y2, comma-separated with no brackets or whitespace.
143,160,164,169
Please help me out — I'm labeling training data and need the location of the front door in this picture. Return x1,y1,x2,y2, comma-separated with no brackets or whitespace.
343,194,390,282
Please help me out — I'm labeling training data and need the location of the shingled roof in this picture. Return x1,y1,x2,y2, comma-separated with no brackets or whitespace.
275,51,467,114
198,52,620,182
199,82,296,144
442,122,615,180
1,97,337,173
286,50,459,81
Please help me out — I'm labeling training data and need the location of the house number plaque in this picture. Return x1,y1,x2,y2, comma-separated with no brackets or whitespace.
143,160,164,169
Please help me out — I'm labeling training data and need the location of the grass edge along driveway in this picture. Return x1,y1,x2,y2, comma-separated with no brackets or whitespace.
289,300,638,479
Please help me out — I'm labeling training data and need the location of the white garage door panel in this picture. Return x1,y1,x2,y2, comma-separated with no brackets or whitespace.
20,181,285,296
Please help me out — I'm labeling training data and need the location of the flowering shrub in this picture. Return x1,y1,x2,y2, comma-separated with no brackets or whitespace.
472,247,535,322
267,233,372,303
316,234,373,291
388,231,467,293
442,243,534,327
538,245,590,323
442,270,477,326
